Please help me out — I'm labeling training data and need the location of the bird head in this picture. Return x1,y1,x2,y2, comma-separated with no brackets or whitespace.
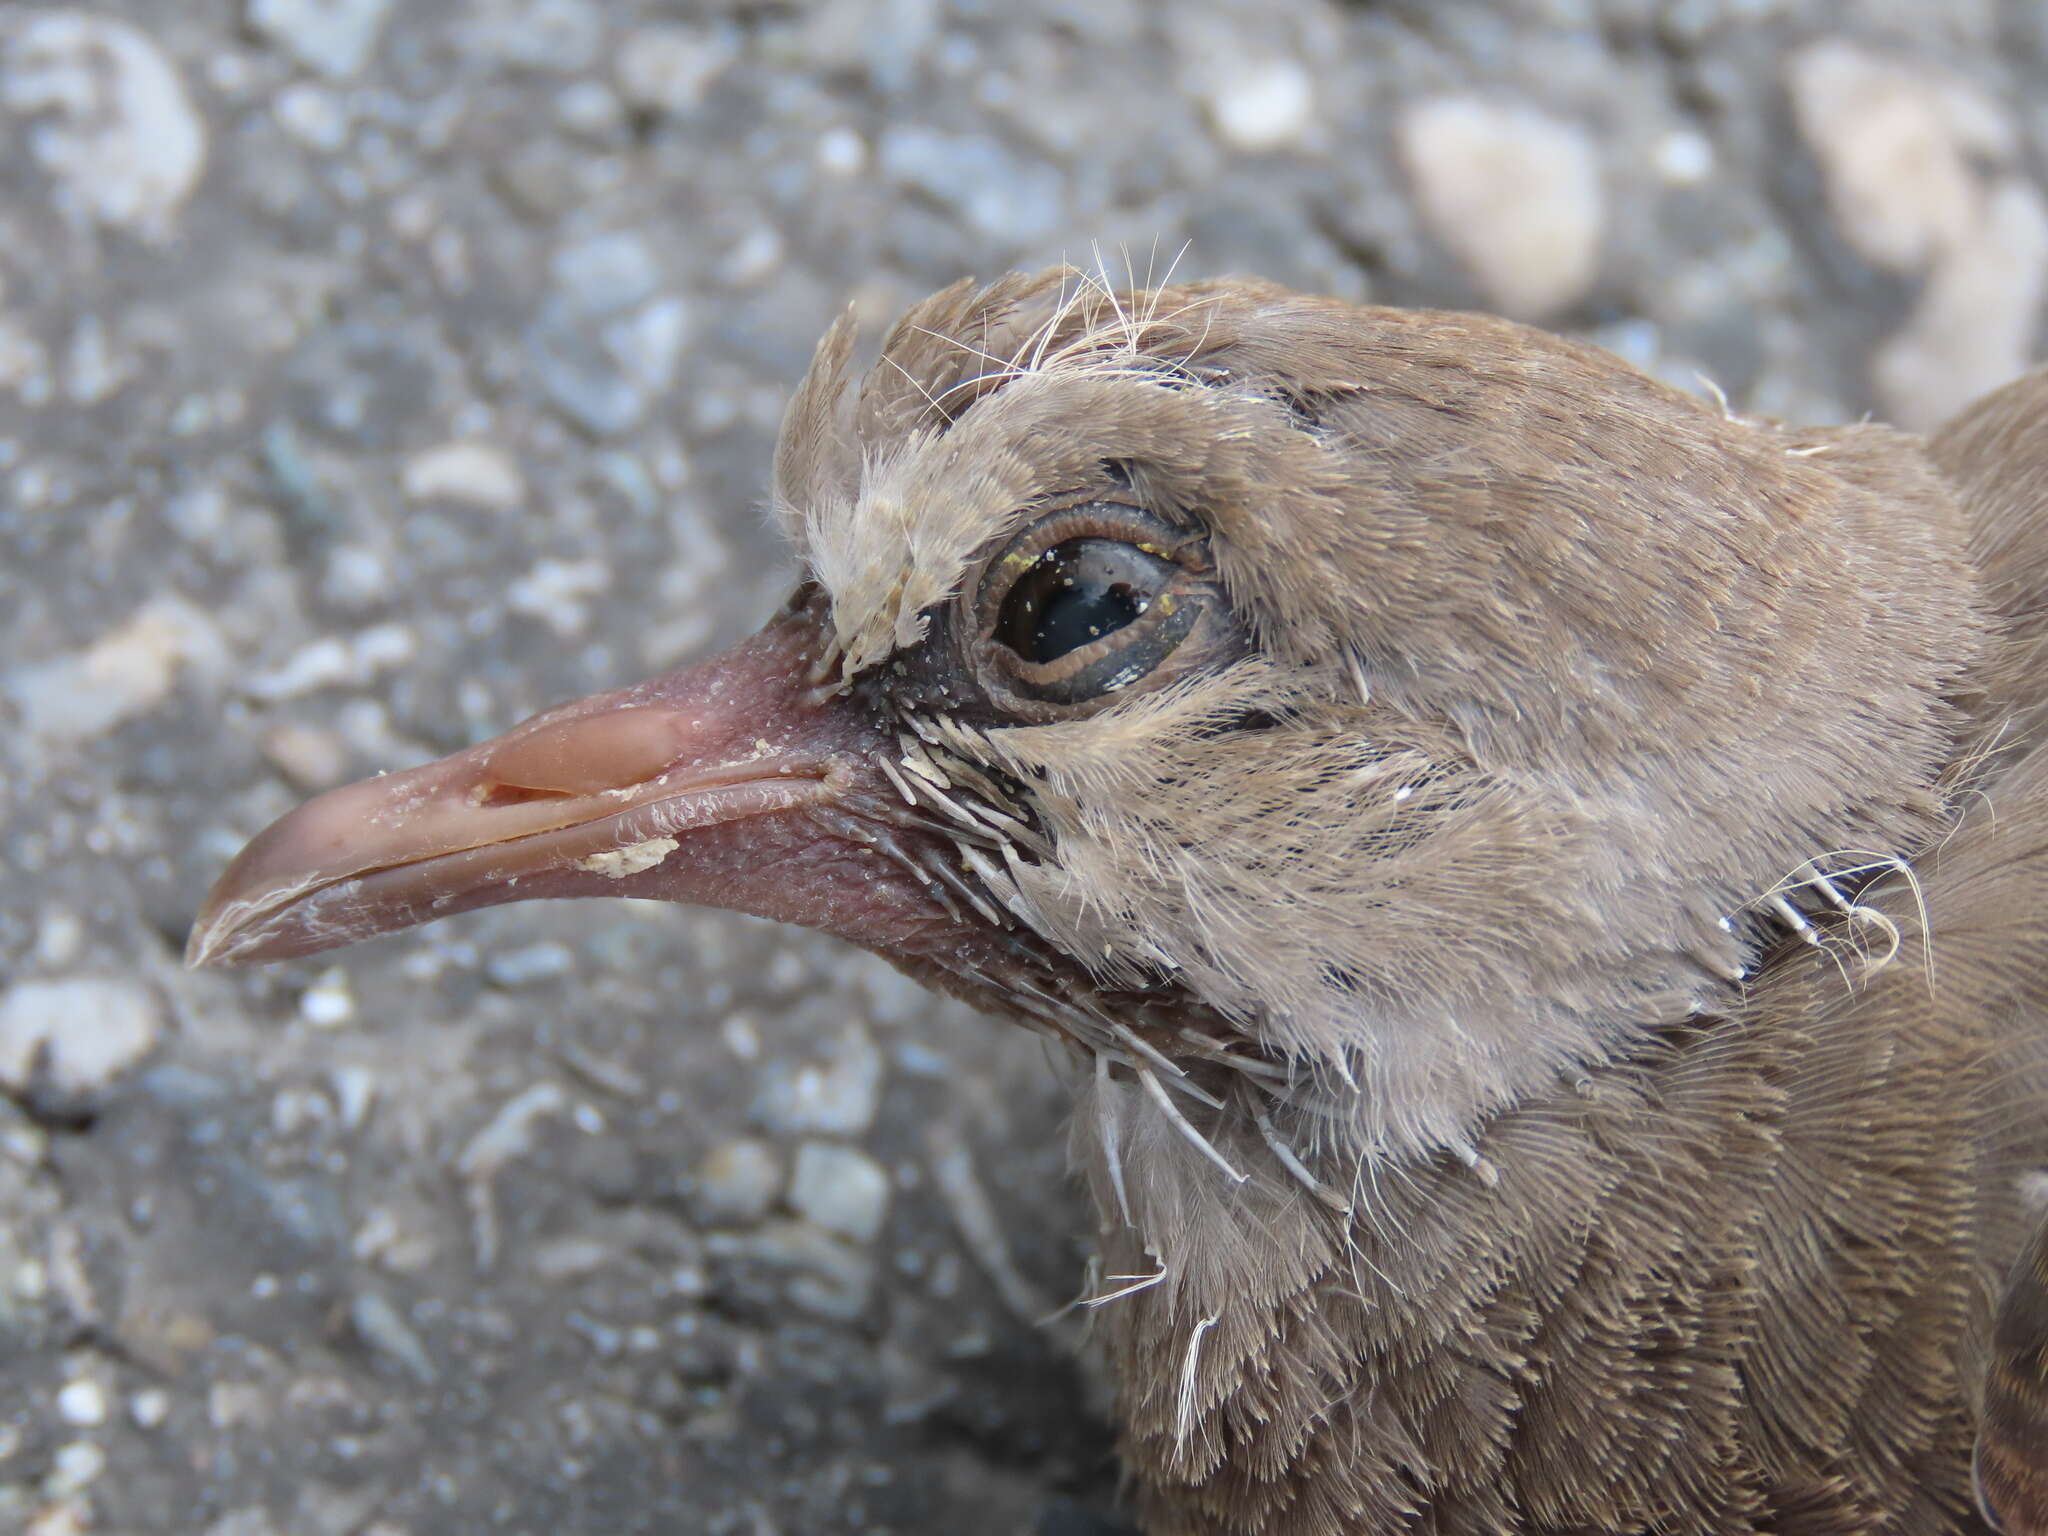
189,269,1984,1161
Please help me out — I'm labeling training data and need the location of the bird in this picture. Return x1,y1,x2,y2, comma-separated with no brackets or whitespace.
188,268,2048,1535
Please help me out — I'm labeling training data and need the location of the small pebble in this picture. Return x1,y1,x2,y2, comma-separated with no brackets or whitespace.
690,1138,781,1226
2,14,208,241
44,1439,104,1495
6,598,225,744
717,225,783,286
401,441,525,511
720,1014,760,1063
64,314,132,406
1651,128,1715,187
246,0,396,79
244,624,416,702
1785,40,2005,274
554,79,622,140
328,1066,378,1130
321,545,390,610
262,721,349,791
349,1291,436,1384
55,1379,107,1427
751,1025,883,1137
459,1083,567,1179
273,82,350,152
1786,38,2047,427
1397,96,1605,320
1206,56,1314,153
505,559,610,640
0,978,161,1098
483,941,575,988
530,1235,613,1283
614,23,736,116
552,231,660,311
816,126,867,176
787,1142,891,1245
298,968,356,1029
0,1108,49,1168
129,1388,170,1429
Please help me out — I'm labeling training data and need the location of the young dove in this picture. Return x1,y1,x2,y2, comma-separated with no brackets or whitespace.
191,271,2048,1535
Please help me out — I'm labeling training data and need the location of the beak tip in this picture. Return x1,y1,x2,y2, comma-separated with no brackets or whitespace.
182,912,236,970
183,887,287,970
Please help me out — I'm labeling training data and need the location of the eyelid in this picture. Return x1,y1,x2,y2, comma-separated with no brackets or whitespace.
969,501,1204,600
960,500,1241,721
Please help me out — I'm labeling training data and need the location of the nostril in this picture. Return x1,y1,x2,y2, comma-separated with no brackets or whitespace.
467,781,578,810
478,706,685,796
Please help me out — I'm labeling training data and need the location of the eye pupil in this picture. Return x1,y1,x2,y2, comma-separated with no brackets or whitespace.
998,541,1149,663
971,505,1229,714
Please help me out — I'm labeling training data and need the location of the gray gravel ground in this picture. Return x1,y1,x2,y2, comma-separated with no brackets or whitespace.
2,2,2046,1533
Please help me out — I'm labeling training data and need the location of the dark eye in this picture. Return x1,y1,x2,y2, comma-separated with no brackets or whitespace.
968,501,1242,716
995,538,1161,663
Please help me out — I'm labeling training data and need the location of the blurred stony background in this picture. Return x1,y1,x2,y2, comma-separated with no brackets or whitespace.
0,1,2044,1533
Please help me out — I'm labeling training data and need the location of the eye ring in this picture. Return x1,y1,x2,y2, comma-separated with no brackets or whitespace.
966,501,1239,717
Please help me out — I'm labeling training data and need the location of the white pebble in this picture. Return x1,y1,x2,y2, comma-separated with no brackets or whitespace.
484,943,577,993
717,225,783,286
6,597,226,744
505,557,610,640
720,1013,760,1062
45,1439,105,1494
610,296,690,395
788,1142,891,1245
751,1025,883,1136
129,1388,170,1429
64,314,131,406
55,1379,107,1427
555,79,623,140
690,1137,781,1226
35,911,83,969
321,545,390,609
1786,38,2047,427
1651,128,1714,186
0,314,50,399
1874,178,2048,430
458,1082,567,1180
0,978,161,1098
530,1234,613,1283
261,720,347,791
243,623,416,701
1398,96,1605,320
246,0,396,79
401,440,525,511
272,81,350,153
815,126,867,176
1208,56,1315,153
14,1257,48,1301
298,968,355,1029
1786,39,2008,274
2,13,207,241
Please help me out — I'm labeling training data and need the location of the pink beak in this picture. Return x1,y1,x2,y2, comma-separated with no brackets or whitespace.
186,606,972,973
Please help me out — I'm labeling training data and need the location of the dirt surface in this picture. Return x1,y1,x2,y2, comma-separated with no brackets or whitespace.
2,3,2045,1533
